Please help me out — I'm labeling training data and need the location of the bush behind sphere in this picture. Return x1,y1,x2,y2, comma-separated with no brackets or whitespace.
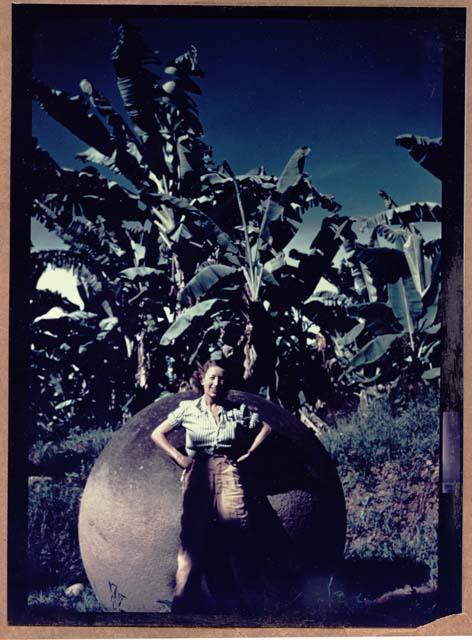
318,390,440,586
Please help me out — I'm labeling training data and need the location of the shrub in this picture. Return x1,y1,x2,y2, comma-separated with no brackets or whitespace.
29,426,113,477
28,474,86,587
28,583,103,612
28,424,114,587
321,390,439,471
319,390,440,586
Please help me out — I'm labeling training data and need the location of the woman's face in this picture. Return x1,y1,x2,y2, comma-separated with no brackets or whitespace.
202,365,226,400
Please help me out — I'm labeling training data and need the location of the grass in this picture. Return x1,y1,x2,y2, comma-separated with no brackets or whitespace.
28,474,86,587
29,426,114,476
28,426,114,587
28,583,103,612
319,390,440,588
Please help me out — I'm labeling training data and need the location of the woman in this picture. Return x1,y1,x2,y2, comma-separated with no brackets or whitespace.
151,360,272,613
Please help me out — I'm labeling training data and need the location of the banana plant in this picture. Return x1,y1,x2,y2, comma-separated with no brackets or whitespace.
303,192,441,404
31,17,442,428
32,19,344,421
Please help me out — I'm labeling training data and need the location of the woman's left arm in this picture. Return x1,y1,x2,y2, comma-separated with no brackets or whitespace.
236,421,272,463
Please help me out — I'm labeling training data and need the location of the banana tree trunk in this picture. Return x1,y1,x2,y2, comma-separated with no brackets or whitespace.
136,331,148,389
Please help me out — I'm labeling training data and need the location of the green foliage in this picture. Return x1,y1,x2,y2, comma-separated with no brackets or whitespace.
322,392,439,467
29,427,113,476
308,216,441,408
31,19,442,422
28,427,113,589
28,583,103,612
27,416,111,584
160,298,221,345
319,391,439,584
30,20,349,415
347,334,400,371
395,134,444,180
28,474,86,586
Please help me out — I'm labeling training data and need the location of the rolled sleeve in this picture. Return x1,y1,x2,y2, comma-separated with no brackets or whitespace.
167,401,188,428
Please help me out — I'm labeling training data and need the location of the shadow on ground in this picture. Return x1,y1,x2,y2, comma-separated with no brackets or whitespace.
25,557,440,627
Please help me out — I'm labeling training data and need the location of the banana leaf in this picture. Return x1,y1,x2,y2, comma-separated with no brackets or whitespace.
276,146,311,193
122,220,148,236
31,287,80,318
178,264,238,305
79,78,147,188
310,186,342,212
356,261,377,302
33,309,97,325
79,78,135,138
176,136,194,178
261,268,280,288
387,275,423,345
119,267,165,280
112,21,171,177
165,45,205,78
385,201,442,224
262,147,311,240
422,367,440,381
422,250,441,309
335,321,365,347
31,249,80,282
160,298,221,345
395,134,443,180
424,238,441,259
142,190,240,265
33,143,144,229
287,227,344,301
355,202,442,232
264,251,285,273
425,322,440,335
32,80,113,156
403,231,426,295
347,302,403,336
347,333,400,370
99,317,119,332
162,76,202,96
76,146,145,190
354,245,410,285
370,223,407,246
418,339,440,364
378,189,397,209
112,21,162,133
305,291,353,307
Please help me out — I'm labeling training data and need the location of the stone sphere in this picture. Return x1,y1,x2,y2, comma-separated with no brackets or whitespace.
78,391,346,613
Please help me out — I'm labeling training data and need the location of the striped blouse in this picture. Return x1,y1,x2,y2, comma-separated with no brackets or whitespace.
167,396,261,458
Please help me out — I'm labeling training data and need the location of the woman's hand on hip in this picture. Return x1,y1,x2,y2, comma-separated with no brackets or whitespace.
236,451,252,464
177,454,194,469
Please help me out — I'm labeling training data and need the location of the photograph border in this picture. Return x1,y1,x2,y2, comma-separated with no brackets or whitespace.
1,0,469,636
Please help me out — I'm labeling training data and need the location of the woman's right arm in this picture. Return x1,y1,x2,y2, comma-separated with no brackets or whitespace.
150,419,194,469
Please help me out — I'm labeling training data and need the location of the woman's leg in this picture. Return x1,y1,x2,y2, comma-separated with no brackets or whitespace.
213,457,266,613
172,459,212,613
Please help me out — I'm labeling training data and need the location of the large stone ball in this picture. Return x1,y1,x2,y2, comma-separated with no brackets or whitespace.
79,391,346,613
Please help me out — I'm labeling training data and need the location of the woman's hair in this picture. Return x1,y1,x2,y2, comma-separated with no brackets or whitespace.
190,359,227,394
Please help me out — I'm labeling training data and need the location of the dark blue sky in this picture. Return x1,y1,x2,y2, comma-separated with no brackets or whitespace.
32,12,443,249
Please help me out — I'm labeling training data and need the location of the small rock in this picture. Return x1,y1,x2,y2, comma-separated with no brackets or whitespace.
155,600,172,612
65,583,84,597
